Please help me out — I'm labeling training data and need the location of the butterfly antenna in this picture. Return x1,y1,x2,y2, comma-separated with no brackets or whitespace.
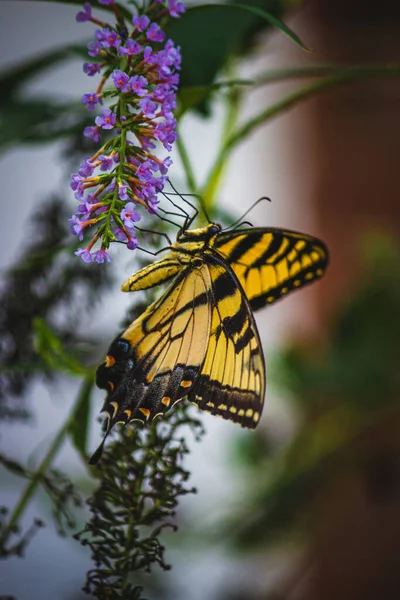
136,225,172,245
231,220,254,231
160,190,190,220
153,207,182,229
166,180,207,227
137,246,169,256
224,197,271,231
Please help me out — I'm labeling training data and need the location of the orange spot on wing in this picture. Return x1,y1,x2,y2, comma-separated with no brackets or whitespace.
105,355,115,368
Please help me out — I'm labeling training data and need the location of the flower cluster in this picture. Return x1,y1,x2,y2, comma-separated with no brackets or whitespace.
70,0,185,263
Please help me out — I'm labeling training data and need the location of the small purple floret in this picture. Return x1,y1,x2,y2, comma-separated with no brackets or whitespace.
98,154,113,171
87,41,102,57
118,184,129,201
167,0,185,17
83,126,101,142
82,92,101,111
139,97,157,118
79,159,94,177
95,107,117,129
119,39,142,56
112,69,131,92
121,202,142,228
96,27,121,49
146,22,165,43
83,62,101,76
132,14,150,31
75,248,93,263
127,237,139,250
94,248,112,263
76,2,91,22
131,75,148,97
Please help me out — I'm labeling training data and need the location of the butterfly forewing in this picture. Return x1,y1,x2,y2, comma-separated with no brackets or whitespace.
213,228,328,310
188,259,265,429
96,264,212,434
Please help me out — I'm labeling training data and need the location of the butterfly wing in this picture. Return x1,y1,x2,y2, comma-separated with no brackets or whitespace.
90,263,212,463
213,228,328,310
188,257,265,429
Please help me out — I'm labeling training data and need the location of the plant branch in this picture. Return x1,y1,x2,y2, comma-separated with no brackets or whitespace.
0,374,94,548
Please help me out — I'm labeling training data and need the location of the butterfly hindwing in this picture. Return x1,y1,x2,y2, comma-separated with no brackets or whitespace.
188,258,265,429
213,228,328,310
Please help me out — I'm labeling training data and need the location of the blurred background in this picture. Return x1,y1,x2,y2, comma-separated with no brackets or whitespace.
1,0,400,599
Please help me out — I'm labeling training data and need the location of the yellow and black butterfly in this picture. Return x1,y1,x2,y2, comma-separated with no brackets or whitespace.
90,219,328,464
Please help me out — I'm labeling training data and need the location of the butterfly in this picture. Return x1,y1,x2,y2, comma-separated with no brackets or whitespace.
90,220,328,464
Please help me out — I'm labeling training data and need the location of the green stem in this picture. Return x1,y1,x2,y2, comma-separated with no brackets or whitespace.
201,71,242,213
255,63,400,87
175,127,198,193
0,374,94,547
206,66,400,188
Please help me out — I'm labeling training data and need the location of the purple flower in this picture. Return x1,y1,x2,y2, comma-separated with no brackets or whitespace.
139,97,157,118
119,39,142,56
79,159,94,177
146,197,160,213
95,107,117,129
136,161,153,182
83,62,101,76
143,46,154,63
75,248,93,263
130,75,148,97
76,2,91,22
94,248,111,263
112,69,131,92
96,27,121,49
82,92,101,111
69,215,85,240
137,135,156,150
99,0,114,4
83,126,101,142
98,154,113,171
87,41,101,57
70,174,85,199
118,184,129,201
76,201,93,218
132,14,150,32
146,22,165,43
154,118,178,150
127,236,139,250
167,0,185,18
159,156,173,175
121,202,141,228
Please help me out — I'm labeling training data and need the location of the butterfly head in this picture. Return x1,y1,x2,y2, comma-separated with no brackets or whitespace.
176,222,221,243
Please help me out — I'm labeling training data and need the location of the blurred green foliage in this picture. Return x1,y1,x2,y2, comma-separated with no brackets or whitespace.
226,234,400,550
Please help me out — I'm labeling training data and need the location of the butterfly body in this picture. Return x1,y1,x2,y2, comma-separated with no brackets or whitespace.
91,222,328,464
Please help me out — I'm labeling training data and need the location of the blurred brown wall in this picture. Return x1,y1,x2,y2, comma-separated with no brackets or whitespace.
275,1,400,598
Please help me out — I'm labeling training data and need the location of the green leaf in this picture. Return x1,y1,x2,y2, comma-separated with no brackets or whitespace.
166,0,288,107
0,454,29,479
210,3,310,51
0,99,90,151
33,318,87,376
0,45,88,106
68,375,95,458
